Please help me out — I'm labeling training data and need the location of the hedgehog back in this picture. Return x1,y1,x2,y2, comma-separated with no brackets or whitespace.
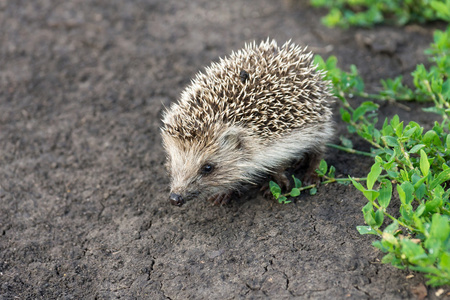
162,40,333,144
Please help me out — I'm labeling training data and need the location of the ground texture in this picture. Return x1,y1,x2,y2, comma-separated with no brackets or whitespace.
0,0,448,299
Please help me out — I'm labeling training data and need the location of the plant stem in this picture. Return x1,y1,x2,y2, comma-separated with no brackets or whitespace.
371,201,416,233
281,174,390,197
327,143,375,157
399,142,414,170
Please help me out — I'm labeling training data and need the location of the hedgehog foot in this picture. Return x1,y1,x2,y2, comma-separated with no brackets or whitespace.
303,171,321,187
302,152,323,187
274,171,291,190
261,170,291,198
208,192,233,206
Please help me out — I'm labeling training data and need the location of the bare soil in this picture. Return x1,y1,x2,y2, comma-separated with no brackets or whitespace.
0,0,448,299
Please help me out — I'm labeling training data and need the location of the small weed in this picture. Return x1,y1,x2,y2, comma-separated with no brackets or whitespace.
269,160,369,201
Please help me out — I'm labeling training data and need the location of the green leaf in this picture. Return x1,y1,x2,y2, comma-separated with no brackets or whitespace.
400,169,410,182
423,106,445,115
414,213,424,231
395,121,404,137
381,118,393,136
290,188,300,197
340,108,351,123
403,127,416,138
415,204,426,218
269,181,281,199
319,159,328,175
313,54,326,67
413,174,428,191
357,225,378,235
382,136,399,147
400,182,414,204
431,1,450,21
429,214,450,243
397,184,406,205
387,170,399,179
325,55,338,70
423,130,442,147
292,176,302,189
430,1,448,13
363,190,380,202
425,195,443,214
381,253,403,267
409,144,426,154
401,239,427,265
400,203,413,223
383,150,397,170
424,237,441,262
375,209,384,228
374,155,383,164
362,202,377,227
430,169,450,189
278,196,290,204
352,101,378,121
347,124,357,133
409,265,441,276
439,252,450,272
383,220,399,234
378,179,392,208
390,115,400,128
420,149,430,177
339,136,353,148
382,232,398,246
350,177,366,192
372,240,385,251
310,187,317,195
415,182,426,201
328,165,336,178
367,162,382,190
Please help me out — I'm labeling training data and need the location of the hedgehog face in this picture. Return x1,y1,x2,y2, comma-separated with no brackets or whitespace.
162,126,253,206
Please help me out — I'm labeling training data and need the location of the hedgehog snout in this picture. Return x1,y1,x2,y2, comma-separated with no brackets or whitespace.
169,192,185,207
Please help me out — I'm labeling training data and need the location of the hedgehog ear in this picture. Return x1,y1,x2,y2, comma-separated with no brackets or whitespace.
219,127,244,150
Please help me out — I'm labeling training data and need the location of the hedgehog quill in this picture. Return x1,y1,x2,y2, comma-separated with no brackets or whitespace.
161,39,334,207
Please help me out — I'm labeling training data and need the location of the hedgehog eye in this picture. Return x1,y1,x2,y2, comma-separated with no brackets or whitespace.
201,163,214,175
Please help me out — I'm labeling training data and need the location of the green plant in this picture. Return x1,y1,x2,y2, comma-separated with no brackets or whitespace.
315,24,450,286
270,160,353,203
270,16,450,286
310,0,450,28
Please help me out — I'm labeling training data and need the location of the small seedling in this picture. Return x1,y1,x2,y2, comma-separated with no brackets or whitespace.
269,159,368,201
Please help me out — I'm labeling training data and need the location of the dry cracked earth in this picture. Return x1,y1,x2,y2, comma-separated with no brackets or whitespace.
1,0,449,299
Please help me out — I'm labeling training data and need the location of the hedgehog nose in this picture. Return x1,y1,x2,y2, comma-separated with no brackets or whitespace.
169,193,185,206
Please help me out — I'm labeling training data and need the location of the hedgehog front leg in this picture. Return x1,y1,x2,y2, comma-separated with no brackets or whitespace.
302,150,323,187
273,170,291,191
208,192,233,206
260,169,291,198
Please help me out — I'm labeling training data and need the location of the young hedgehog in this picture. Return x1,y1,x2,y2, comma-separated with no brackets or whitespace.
161,39,334,207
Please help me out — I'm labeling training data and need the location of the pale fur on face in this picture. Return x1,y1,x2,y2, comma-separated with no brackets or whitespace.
161,124,260,202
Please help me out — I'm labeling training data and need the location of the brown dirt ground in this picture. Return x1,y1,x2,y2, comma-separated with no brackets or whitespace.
1,0,449,299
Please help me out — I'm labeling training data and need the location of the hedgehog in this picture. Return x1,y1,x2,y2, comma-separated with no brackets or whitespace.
161,39,334,207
